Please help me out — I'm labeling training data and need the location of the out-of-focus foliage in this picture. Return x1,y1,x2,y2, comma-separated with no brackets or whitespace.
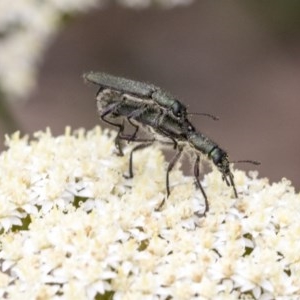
244,1,300,36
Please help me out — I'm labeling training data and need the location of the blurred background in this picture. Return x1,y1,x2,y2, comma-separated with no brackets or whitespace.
1,1,300,190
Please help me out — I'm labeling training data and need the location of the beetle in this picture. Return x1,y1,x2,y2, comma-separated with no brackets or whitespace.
84,72,188,121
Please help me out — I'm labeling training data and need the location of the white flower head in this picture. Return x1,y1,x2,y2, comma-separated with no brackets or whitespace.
0,126,299,299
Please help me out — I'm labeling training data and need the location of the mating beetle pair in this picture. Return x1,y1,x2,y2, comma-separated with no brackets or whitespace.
84,72,259,215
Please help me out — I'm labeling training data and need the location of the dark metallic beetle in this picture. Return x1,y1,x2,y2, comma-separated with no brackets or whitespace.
84,72,188,121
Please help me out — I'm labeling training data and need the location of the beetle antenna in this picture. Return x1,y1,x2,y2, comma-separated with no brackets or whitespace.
231,160,261,165
187,112,219,121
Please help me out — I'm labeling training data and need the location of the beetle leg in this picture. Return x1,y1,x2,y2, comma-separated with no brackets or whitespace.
166,145,184,196
227,172,238,198
156,144,184,211
193,154,209,216
100,103,125,156
124,141,154,179
125,105,149,142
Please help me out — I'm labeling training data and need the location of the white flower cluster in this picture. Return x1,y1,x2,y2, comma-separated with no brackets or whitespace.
0,126,299,299
0,0,100,100
0,0,193,101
